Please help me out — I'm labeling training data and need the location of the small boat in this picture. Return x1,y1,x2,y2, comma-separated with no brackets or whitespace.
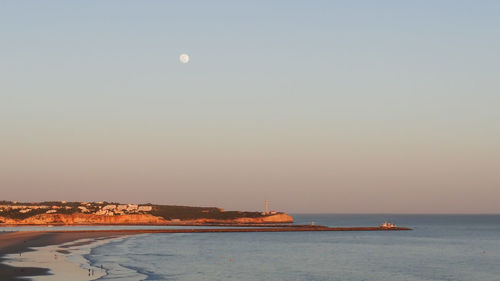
380,222,397,229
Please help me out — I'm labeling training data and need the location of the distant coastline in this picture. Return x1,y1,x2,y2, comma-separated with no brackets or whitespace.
0,201,293,226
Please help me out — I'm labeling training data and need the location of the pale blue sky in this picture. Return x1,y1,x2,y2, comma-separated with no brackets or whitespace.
1,1,499,213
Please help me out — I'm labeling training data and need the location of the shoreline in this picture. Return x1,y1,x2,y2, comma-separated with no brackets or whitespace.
3,237,120,281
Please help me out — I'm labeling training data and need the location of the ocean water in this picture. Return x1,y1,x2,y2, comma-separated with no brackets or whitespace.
84,215,500,281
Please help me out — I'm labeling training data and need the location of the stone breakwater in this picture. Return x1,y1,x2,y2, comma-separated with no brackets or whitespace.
86,226,412,232
99,226,411,233
0,213,293,225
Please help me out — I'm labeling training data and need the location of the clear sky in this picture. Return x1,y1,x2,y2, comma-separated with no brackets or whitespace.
1,1,499,213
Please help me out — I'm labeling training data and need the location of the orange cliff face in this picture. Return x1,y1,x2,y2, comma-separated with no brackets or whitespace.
0,213,294,225
0,213,168,225
228,213,293,223
180,213,294,224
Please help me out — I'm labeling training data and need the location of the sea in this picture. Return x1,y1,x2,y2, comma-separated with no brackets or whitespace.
77,214,500,281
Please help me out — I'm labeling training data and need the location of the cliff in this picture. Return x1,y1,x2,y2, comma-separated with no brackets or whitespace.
0,213,168,225
186,213,294,224
0,213,293,225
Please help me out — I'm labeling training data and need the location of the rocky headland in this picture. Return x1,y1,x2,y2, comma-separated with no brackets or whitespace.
0,201,293,225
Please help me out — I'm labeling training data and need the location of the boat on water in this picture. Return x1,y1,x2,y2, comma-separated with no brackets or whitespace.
380,222,397,229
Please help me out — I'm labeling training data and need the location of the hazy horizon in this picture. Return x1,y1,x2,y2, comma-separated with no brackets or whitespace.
1,1,499,214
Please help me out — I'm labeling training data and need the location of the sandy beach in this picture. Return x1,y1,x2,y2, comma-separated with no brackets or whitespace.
0,231,129,281
3,238,115,281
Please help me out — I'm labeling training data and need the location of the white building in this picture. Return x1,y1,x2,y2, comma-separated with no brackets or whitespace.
138,206,152,212
127,204,138,211
102,205,116,211
78,206,90,213
116,205,128,211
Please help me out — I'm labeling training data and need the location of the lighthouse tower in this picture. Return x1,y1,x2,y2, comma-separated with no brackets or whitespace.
265,200,269,214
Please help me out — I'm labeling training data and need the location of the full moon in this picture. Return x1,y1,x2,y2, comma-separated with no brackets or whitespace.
179,53,190,64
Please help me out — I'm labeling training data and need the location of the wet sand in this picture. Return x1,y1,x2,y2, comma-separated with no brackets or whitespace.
0,231,127,281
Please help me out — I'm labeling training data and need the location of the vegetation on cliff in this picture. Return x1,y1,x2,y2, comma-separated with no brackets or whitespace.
0,201,274,222
150,205,265,220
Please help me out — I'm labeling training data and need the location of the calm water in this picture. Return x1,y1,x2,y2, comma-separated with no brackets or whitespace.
83,214,500,281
